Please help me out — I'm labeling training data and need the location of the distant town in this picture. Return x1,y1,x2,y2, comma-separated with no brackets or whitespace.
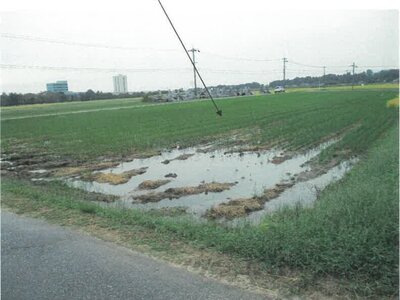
45,74,268,100
1,69,398,106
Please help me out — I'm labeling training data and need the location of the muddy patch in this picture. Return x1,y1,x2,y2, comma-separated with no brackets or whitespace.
296,159,340,182
137,179,171,190
162,153,195,164
53,162,121,178
165,173,178,178
132,182,236,203
83,168,148,185
270,154,292,164
205,198,264,219
206,182,295,219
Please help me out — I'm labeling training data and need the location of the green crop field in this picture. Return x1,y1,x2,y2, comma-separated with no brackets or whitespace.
1,90,398,160
0,97,145,120
287,82,399,93
1,89,399,298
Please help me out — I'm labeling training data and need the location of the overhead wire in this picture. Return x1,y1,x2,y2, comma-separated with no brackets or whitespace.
201,51,281,62
0,64,191,73
2,32,397,86
0,33,179,52
0,63,283,75
2,33,397,72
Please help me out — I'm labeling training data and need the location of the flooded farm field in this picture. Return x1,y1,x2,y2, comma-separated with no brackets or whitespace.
68,140,357,222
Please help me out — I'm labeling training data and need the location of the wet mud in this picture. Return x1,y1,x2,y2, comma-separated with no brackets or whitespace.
83,168,148,185
137,179,171,190
162,153,195,164
132,182,236,203
205,182,295,219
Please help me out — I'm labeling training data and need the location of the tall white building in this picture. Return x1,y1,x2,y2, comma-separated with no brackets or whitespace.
113,74,128,94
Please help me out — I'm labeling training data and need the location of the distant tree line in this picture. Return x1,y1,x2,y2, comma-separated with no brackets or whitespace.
0,89,148,107
269,69,399,88
210,82,263,90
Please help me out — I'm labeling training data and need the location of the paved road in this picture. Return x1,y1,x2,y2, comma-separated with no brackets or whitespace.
1,211,268,300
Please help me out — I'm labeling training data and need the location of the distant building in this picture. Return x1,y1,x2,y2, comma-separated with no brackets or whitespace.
113,74,128,94
46,80,68,93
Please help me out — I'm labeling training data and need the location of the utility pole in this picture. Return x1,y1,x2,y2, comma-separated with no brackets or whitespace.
188,48,200,98
320,66,326,90
350,62,357,90
282,57,288,88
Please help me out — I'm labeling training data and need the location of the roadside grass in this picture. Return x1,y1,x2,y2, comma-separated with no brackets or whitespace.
2,124,398,298
1,90,398,162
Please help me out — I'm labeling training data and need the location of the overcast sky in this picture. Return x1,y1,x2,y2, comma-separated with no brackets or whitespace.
0,0,399,93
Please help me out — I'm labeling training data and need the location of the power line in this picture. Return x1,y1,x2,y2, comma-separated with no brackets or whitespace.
3,33,397,71
357,65,399,68
0,32,179,52
289,60,351,69
157,0,222,116
0,64,191,73
289,60,324,69
201,51,281,62
0,33,283,63
0,63,284,74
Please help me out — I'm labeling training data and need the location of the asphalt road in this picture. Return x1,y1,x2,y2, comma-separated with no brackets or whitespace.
1,211,268,300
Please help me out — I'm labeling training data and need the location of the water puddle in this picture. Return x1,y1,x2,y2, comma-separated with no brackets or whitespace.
229,159,357,225
69,139,357,220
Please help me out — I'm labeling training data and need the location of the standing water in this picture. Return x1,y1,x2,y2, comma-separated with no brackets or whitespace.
69,140,356,219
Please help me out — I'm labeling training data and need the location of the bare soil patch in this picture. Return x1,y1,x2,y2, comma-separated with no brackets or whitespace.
205,198,264,219
137,179,171,190
164,173,178,178
83,168,148,185
296,159,340,182
53,162,120,177
206,182,295,219
162,153,195,164
132,182,236,203
270,154,292,164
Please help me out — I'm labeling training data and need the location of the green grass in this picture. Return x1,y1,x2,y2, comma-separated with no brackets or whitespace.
1,90,398,161
287,83,399,93
0,97,144,119
2,124,398,297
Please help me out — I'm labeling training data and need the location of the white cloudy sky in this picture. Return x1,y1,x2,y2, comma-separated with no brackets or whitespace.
0,0,399,93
